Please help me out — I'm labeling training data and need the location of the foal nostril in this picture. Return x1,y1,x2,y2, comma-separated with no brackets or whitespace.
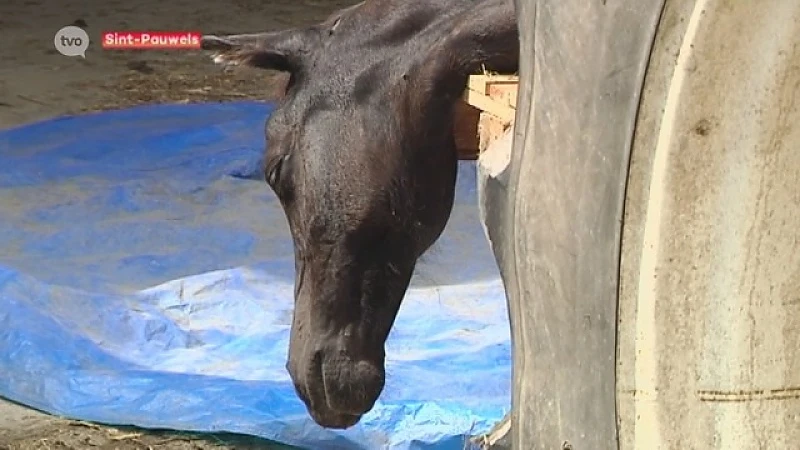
322,358,385,415
287,361,367,429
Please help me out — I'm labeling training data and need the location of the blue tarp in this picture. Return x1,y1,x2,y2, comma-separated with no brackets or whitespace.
0,101,511,450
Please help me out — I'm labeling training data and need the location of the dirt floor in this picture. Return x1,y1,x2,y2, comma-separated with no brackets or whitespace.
0,0,356,448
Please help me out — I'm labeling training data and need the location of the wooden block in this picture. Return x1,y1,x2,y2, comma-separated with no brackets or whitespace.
478,112,512,154
455,73,519,160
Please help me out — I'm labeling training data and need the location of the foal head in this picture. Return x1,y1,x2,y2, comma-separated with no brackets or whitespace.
202,0,518,428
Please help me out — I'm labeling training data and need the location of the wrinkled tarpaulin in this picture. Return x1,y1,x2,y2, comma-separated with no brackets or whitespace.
0,102,511,450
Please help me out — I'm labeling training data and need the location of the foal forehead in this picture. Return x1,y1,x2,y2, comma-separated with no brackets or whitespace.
290,110,401,218
300,154,398,236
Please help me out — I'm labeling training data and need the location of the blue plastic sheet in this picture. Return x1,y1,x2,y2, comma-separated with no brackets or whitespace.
0,102,511,450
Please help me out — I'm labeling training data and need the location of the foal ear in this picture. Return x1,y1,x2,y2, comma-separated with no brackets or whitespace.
419,0,519,98
201,30,313,72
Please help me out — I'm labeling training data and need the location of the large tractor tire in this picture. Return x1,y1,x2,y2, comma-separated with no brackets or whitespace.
477,1,800,448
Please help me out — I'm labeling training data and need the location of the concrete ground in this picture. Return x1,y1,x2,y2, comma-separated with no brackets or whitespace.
0,0,354,448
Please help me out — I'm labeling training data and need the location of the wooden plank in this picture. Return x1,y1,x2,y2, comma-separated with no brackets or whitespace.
487,83,518,109
463,89,516,124
468,74,520,95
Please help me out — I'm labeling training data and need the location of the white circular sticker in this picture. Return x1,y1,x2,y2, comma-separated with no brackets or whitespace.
54,26,90,58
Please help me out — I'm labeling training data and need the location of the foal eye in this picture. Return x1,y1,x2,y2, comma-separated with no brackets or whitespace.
266,155,287,186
